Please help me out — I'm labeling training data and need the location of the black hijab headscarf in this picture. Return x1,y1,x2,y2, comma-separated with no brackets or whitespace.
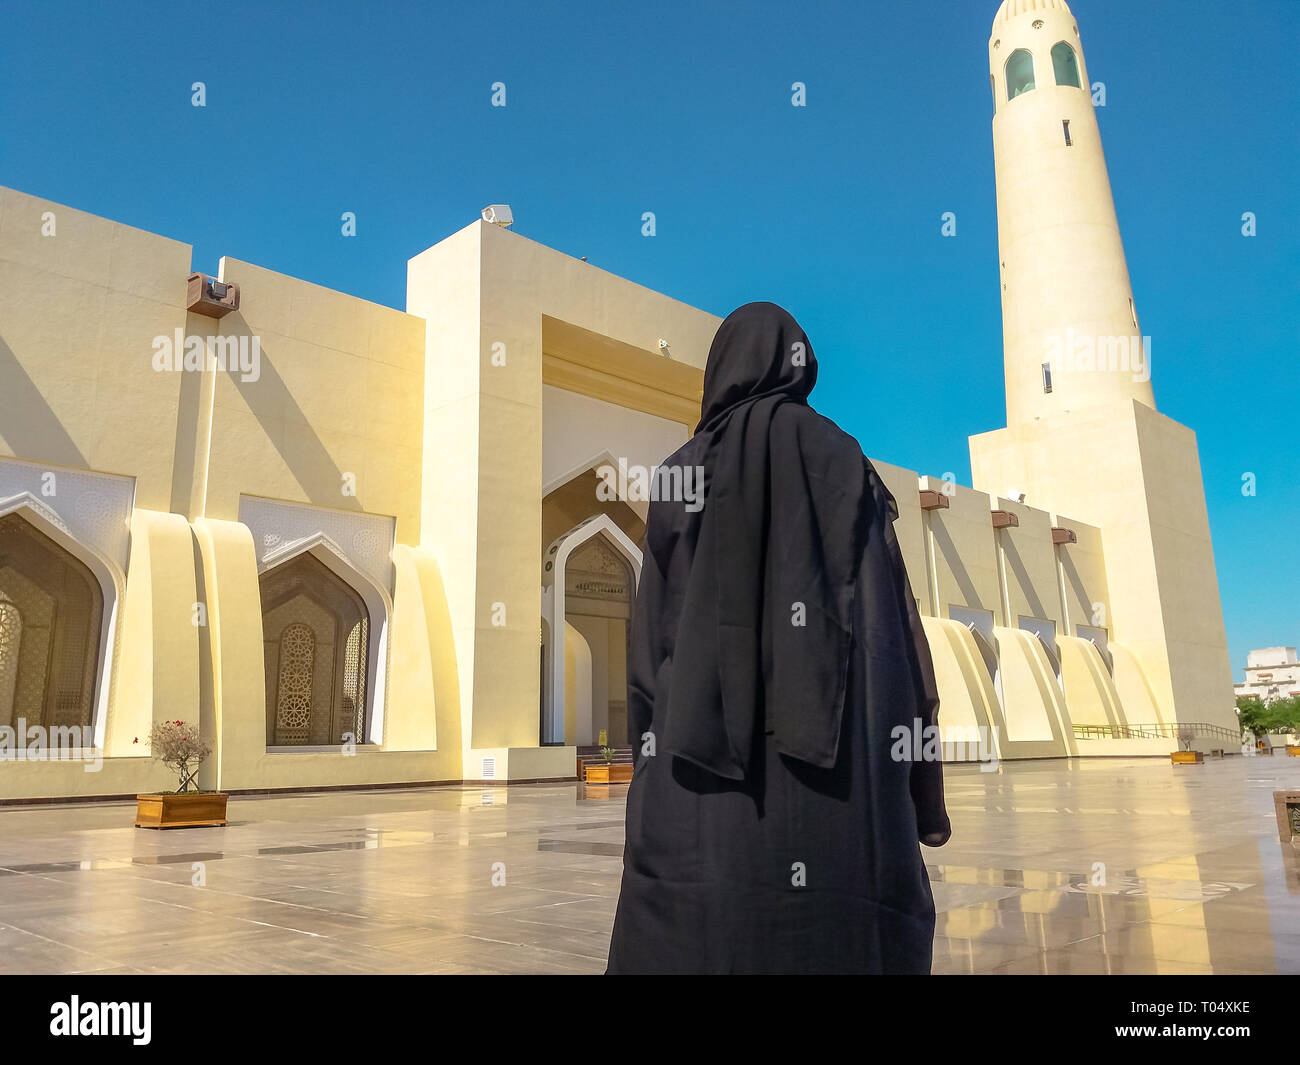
661,302,869,780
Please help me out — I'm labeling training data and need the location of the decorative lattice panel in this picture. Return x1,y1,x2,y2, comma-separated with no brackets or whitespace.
0,600,20,728
0,458,134,574
275,623,315,742
343,618,367,742
239,497,395,597
0,513,102,729
260,553,367,747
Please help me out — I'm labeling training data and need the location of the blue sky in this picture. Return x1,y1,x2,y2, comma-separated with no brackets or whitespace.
1,0,1295,679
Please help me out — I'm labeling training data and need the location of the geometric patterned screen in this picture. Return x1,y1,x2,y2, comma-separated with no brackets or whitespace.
564,535,633,607
260,552,369,746
0,512,103,730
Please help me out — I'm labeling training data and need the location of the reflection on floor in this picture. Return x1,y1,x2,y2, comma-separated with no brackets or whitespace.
0,757,1297,974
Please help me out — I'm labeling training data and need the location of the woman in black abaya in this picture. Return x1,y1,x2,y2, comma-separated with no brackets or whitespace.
606,302,951,975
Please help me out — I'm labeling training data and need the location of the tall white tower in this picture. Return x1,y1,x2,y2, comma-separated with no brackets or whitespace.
989,0,1154,425
970,0,1237,735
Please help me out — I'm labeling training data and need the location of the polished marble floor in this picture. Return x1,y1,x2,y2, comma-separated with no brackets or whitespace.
1,755,1297,974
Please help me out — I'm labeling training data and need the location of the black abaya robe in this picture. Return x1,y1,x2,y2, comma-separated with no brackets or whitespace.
605,303,950,975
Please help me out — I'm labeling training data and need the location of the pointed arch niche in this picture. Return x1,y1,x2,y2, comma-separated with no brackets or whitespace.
256,535,391,748
0,493,124,748
541,449,648,556
540,513,642,746
236,499,392,749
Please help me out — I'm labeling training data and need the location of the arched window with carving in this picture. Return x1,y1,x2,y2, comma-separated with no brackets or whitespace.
0,600,22,727
1006,49,1036,100
1052,42,1081,88
0,513,103,730
260,553,370,747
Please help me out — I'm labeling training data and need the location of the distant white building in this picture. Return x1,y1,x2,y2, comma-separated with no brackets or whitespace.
1235,647,1300,703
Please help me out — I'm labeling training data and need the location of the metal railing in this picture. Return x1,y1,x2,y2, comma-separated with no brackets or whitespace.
1072,721,1240,742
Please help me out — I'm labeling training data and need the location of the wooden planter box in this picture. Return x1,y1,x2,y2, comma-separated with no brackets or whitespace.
1171,750,1204,765
136,792,228,829
1274,791,1300,844
585,763,633,784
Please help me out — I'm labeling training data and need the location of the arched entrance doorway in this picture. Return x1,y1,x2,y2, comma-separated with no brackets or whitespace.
541,515,641,746
0,512,104,730
260,552,370,747
566,535,634,745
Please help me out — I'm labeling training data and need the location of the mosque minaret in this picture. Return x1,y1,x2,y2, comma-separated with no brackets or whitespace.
971,0,1236,735
988,0,1154,425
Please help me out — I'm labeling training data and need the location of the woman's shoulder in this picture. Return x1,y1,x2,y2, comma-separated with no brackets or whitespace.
775,402,865,457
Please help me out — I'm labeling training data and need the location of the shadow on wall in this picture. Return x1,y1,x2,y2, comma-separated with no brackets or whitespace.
0,336,88,467
1061,552,1093,622
1001,537,1049,621
168,347,206,515
223,312,362,511
930,518,983,612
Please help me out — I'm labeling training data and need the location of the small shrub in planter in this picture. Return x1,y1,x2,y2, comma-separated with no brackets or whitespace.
134,720,227,829
586,746,632,783
1171,727,1203,765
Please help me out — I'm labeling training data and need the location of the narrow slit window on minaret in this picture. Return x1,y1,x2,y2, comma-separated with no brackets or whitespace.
1042,363,1053,394
1063,119,1072,146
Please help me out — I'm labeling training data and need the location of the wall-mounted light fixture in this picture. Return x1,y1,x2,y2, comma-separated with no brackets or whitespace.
187,272,239,318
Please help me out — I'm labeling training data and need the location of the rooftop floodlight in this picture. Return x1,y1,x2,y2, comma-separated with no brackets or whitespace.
482,204,513,227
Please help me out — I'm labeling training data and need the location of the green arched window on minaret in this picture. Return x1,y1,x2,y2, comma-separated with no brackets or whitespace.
1005,49,1035,100
1051,42,1082,88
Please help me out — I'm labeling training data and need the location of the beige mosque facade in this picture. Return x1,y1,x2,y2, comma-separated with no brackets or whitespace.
0,0,1239,802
